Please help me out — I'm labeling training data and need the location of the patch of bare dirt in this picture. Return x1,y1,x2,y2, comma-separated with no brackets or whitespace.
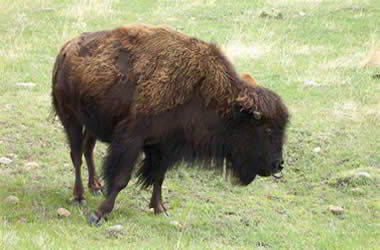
362,48,380,67
322,53,362,69
332,100,359,121
221,40,270,62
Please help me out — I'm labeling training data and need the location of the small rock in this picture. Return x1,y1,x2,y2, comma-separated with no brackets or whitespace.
25,162,40,170
0,157,12,165
313,147,321,153
304,80,321,86
15,82,36,87
169,220,182,228
298,11,306,17
7,153,17,159
107,225,124,232
356,171,371,178
351,5,365,11
106,224,124,238
328,205,344,215
5,195,20,204
57,208,71,217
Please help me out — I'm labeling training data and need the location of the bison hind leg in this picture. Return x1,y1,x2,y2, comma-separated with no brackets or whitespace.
62,118,86,204
82,130,103,195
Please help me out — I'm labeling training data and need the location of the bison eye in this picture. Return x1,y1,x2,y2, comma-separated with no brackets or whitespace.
265,128,272,135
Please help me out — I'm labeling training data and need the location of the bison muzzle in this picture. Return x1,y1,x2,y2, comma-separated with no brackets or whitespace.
51,24,289,224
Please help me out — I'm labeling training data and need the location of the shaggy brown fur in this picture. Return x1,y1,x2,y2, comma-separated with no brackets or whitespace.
52,24,289,223
54,24,283,118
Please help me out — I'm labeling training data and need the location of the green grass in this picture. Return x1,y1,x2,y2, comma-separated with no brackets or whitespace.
1,0,379,249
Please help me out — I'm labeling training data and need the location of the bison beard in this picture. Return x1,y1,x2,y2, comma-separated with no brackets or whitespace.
51,24,289,224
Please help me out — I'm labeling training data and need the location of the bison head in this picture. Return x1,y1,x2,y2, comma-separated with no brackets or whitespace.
227,82,289,185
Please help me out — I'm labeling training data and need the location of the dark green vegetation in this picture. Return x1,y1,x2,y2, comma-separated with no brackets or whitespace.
0,0,379,249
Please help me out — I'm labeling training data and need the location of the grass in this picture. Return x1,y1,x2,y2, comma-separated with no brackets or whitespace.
0,0,379,249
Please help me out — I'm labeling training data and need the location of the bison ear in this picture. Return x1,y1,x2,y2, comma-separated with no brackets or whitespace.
241,73,257,86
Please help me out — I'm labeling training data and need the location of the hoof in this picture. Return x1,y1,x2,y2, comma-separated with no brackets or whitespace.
152,207,170,217
88,212,102,226
273,172,283,179
89,179,103,195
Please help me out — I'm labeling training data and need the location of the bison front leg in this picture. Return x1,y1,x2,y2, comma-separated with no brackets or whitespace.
88,138,142,225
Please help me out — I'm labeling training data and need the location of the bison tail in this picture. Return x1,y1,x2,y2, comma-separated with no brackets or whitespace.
50,41,70,122
49,92,59,122
52,40,71,88
50,55,63,122
135,154,157,189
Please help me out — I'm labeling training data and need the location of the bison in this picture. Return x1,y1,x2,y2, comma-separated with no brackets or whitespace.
51,24,289,224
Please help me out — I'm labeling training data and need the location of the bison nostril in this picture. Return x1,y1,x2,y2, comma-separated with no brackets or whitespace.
279,160,284,166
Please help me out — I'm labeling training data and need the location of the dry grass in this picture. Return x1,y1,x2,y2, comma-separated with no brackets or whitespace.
332,100,360,121
189,0,216,7
60,0,117,19
322,54,363,69
0,227,19,248
266,0,322,8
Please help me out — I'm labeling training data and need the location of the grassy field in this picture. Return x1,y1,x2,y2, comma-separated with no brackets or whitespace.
0,0,379,249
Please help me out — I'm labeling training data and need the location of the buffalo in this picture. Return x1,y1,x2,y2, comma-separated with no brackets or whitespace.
51,24,289,224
